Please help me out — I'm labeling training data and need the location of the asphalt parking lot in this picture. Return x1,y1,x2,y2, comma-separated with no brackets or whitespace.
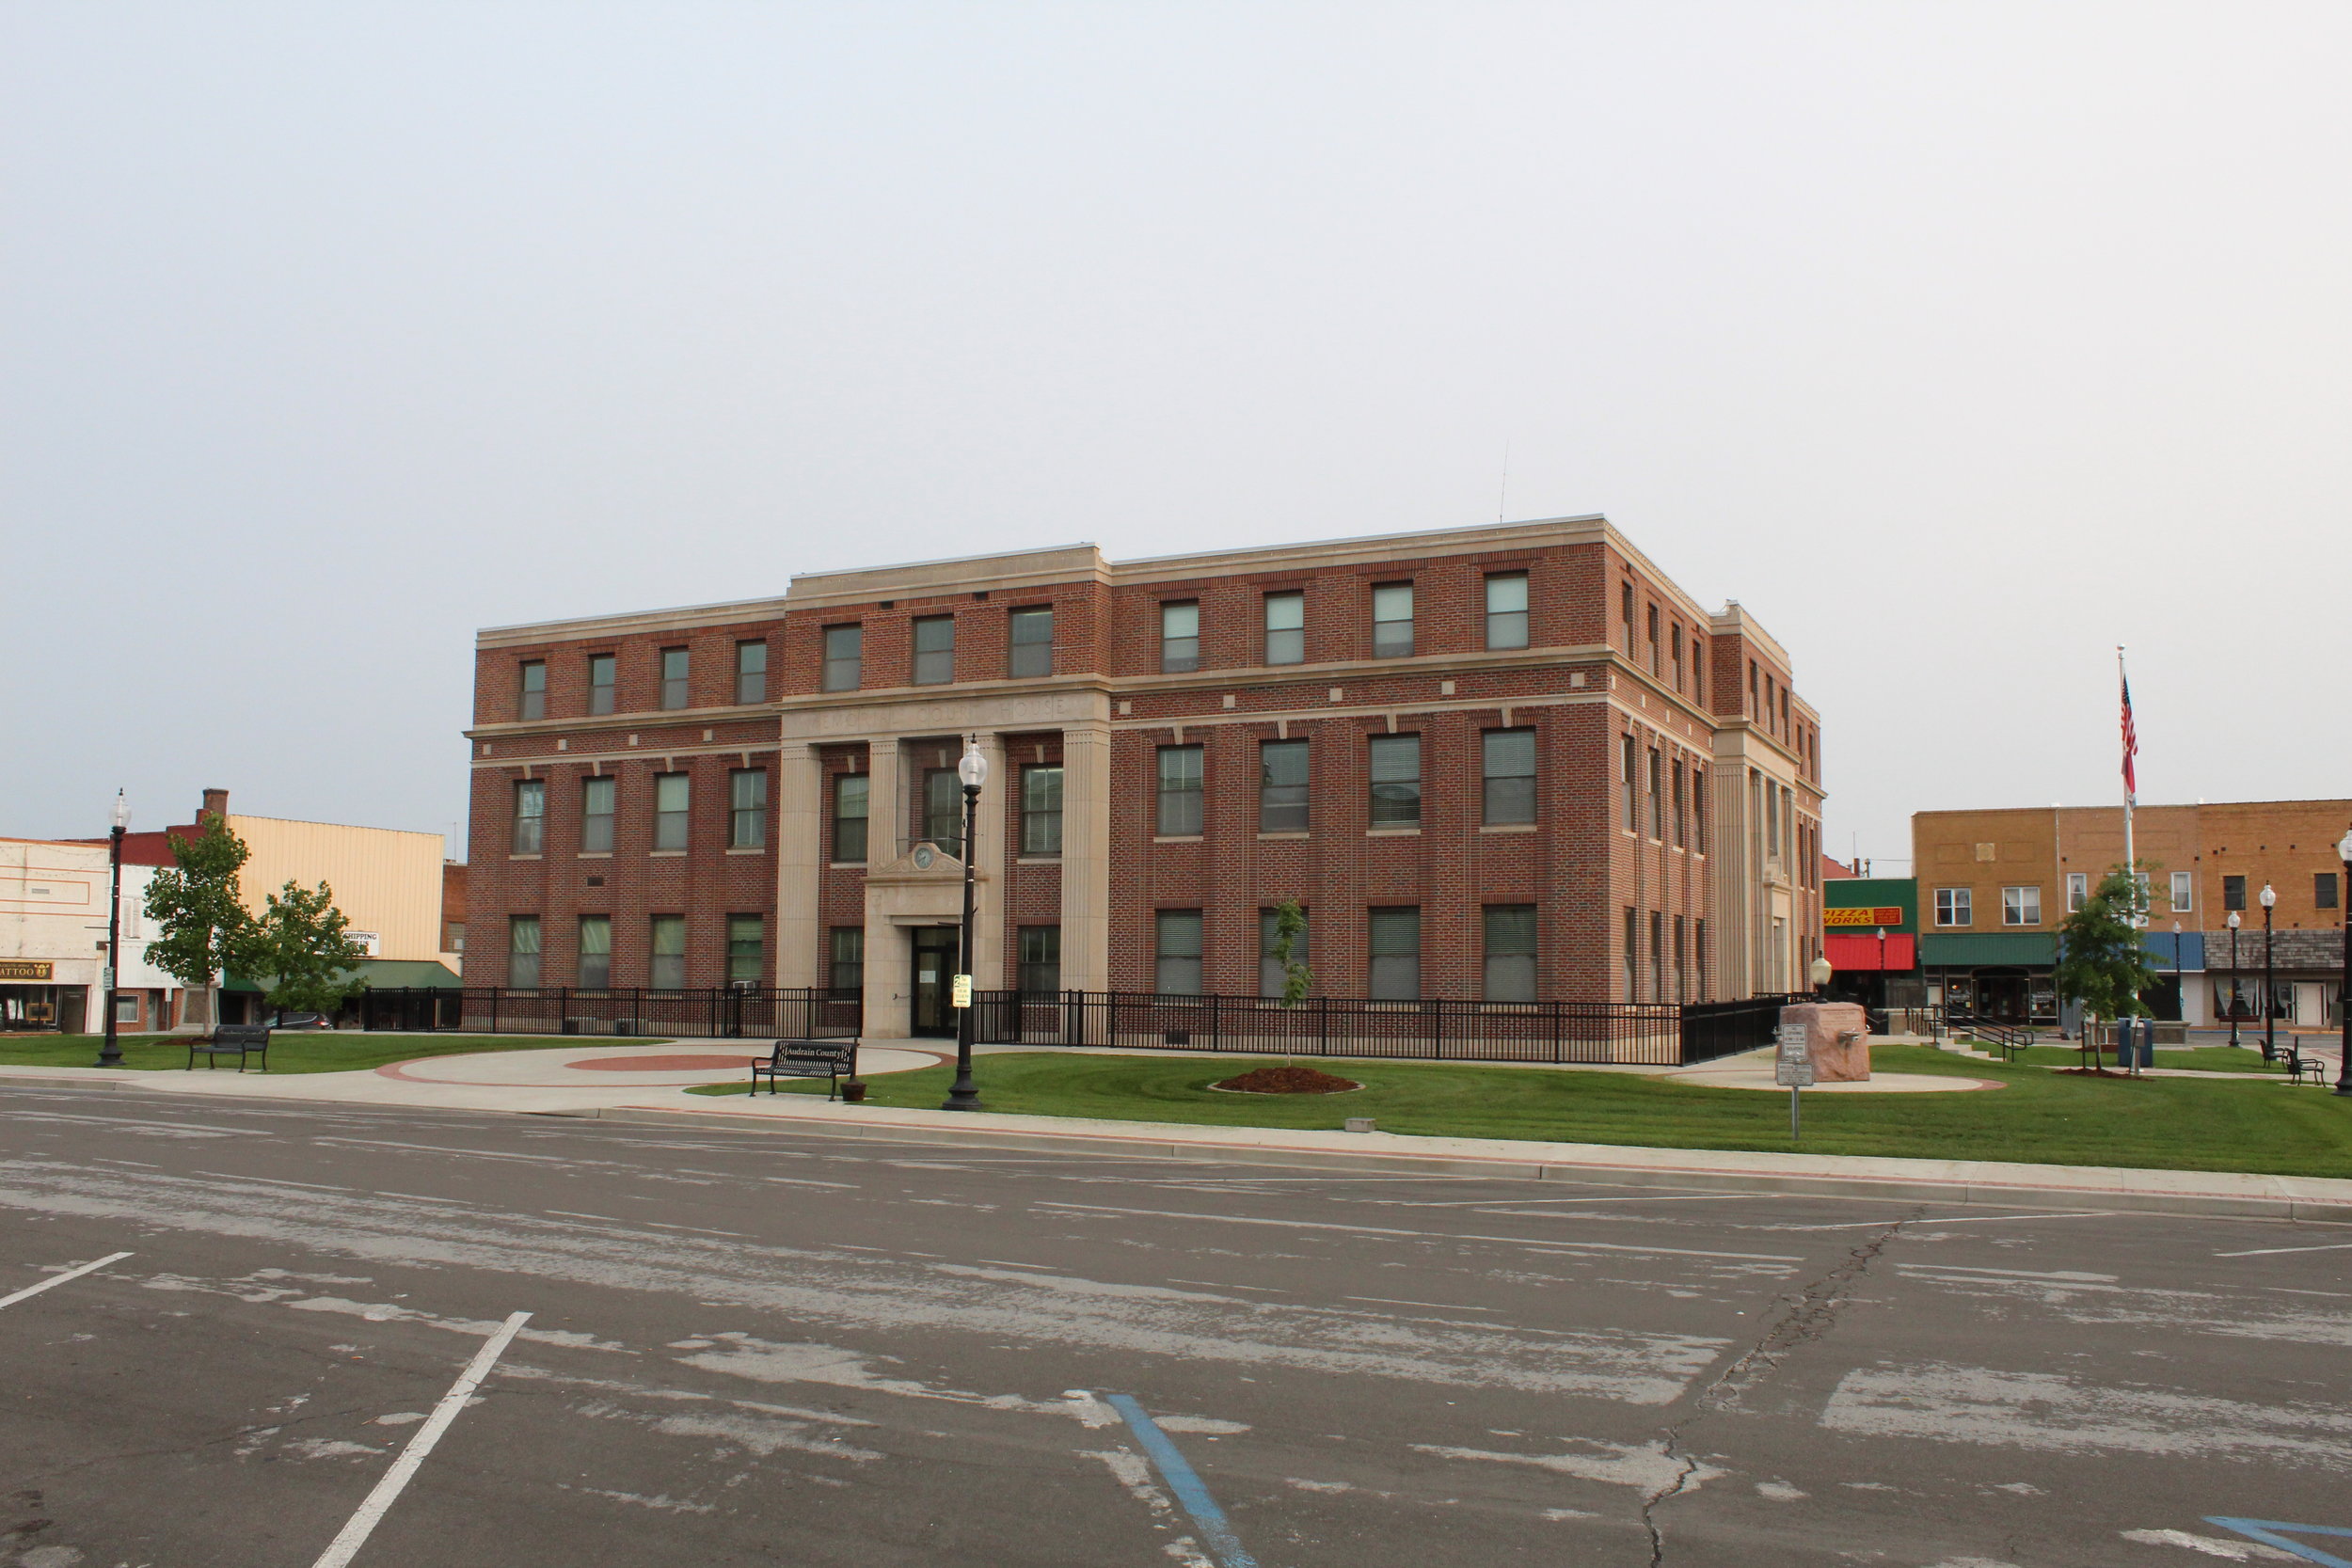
4,1081,2349,1567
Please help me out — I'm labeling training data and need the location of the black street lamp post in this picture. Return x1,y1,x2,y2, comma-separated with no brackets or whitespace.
96,790,129,1069
2335,829,2351,1097
943,737,987,1112
2260,882,2278,1066
2227,911,2242,1049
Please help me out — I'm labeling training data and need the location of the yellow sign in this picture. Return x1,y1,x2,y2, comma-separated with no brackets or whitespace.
1823,906,1903,930
0,959,55,982
950,974,973,1009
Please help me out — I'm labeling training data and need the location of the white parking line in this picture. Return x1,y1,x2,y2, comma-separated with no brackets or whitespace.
1772,1212,2115,1230
0,1252,135,1311
310,1310,532,1568
312,1138,571,1163
2216,1242,2352,1259
1035,1201,1804,1261
1362,1193,1753,1208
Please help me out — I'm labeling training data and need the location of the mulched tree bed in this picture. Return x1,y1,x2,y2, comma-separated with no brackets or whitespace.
1211,1065,1363,1095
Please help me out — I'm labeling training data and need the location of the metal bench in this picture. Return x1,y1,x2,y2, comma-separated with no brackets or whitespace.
2282,1047,2332,1085
189,1024,271,1072
749,1040,857,1100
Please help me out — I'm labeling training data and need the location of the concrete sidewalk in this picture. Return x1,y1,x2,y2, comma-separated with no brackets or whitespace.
7,1052,2350,1224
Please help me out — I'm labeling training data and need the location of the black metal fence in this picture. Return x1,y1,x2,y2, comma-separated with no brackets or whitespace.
358,983,1788,1065
1676,995,1798,1064
971,990,1794,1067
357,987,861,1040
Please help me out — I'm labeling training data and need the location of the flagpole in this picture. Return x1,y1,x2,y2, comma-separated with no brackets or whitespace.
2118,645,2137,925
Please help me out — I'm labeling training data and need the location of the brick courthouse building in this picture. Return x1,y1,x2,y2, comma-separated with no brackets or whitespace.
465,516,1824,1038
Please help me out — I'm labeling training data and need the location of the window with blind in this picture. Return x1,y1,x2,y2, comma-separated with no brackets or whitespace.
1156,746,1203,836
654,773,690,851
1154,911,1203,994
1263,592,1304,665
580,775,614,853
1259,740,1309,832
649,915,687,990
1368,735,1421,827
1008,607,1054,678
577,914,611,990
833,774,869,863
1368,907,1421,1000
1483,905,1535,1002
1482,729,1534,825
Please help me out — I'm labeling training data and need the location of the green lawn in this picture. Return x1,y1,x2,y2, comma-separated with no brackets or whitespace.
2010,1044,2311,1074
0,1033,614,1075
690,1045,2352,1180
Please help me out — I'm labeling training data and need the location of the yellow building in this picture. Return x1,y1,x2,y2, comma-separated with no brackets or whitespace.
162,790,465,1023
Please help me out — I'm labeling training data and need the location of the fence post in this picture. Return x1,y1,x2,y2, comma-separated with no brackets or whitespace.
1551,1001,1562,1064
1318,994,1330,1057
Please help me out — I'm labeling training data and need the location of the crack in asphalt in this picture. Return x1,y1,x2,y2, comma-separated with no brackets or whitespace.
1640,1211,1916,1565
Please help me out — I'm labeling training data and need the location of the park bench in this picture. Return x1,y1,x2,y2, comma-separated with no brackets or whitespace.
189,1024,271,1072
749,1040,857,1100
2282,1046,2332,1086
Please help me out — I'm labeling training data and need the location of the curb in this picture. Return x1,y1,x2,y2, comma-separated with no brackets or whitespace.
10,1068,2347,1227
569,1104,2352,1226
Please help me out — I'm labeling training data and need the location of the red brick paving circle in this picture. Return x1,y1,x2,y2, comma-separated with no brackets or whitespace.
568,1053,763,1072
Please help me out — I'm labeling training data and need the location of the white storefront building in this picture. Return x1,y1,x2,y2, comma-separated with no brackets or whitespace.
0,837,176,1034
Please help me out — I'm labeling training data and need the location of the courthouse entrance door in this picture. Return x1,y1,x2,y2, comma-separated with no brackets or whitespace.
910,927,961,1037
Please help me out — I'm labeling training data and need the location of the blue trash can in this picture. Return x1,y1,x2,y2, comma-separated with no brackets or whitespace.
2113,1018,2153,1069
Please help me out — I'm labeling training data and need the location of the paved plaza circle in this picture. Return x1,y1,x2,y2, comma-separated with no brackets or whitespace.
1662,1068,2004,1094
376,1042,948,1087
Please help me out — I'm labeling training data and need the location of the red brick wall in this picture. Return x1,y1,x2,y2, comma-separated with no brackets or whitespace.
469,531,1806,1004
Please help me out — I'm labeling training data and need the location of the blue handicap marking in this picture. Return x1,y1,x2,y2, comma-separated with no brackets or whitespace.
2207,1517,2352,1568
1104,1392,1259,1568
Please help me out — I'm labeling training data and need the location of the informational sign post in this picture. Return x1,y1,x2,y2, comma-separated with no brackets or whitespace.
950,974,973,1010
1775,1020,1815,1140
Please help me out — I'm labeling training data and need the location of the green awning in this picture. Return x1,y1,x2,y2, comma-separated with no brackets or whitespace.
346,959,463,990
223,958,462,993
1918,933,2058,968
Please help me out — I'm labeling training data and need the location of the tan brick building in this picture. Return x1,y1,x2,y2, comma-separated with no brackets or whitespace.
467,516,1824,1037
1912,800,2351,1026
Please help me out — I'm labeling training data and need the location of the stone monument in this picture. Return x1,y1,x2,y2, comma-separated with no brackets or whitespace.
1778,1002,1871,1082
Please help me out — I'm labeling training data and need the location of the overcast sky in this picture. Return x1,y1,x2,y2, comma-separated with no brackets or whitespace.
7,3,2347,868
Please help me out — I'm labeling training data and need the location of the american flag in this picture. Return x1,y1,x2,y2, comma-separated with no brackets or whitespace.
2120,667,2138,803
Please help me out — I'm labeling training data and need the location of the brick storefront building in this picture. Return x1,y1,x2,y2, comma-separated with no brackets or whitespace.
466,516,1824,1037
1911,799,2352,1026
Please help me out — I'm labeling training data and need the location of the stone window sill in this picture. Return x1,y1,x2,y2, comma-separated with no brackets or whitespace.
509,853,542,861
1016,856,1064,865
828,862,867,870
725,847,766,855
1366,827,1422,837
577,851,612,859
649,849,687,858
1257,832,1311,841
1478,823,1537,834
1152,835,1204,845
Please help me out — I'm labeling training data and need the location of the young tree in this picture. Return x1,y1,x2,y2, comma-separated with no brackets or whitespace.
1270,899,1313,1008
142,813,253,1030
246,880,372,1019
2054,868,2157,1046
1270,899,1312,1063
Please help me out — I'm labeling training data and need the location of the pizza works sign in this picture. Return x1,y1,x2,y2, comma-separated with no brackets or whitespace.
1823,906,1904,930
0,959,56,982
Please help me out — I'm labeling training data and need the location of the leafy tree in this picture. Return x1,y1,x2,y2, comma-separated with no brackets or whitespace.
142,813,253,1029
2054,868,2157,1031
246,879,372,1018
1270,899,1313,1008
1270,899,1312,1063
